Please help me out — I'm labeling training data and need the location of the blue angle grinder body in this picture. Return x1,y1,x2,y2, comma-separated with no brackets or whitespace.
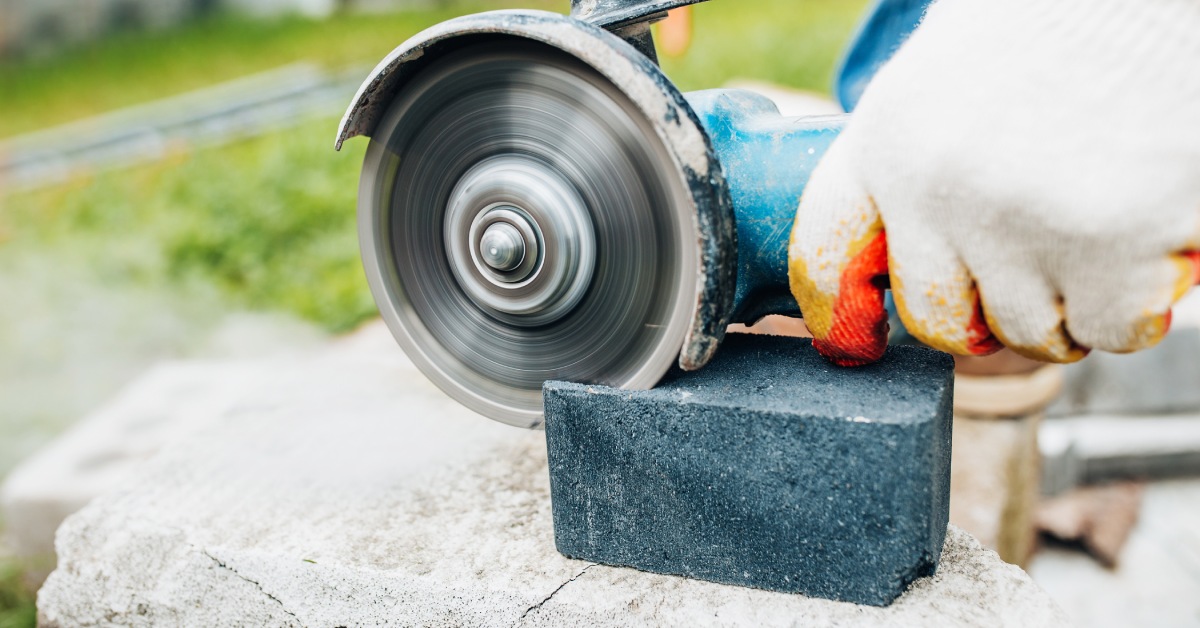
336,0,931,426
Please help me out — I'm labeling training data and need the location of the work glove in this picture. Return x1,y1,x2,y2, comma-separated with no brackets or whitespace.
789,0,1200,367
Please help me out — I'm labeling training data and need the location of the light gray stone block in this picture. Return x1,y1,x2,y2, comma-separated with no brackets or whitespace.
38,328,1066,626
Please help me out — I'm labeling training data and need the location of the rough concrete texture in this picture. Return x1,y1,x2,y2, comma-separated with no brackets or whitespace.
544,335,955,606
37,323,1066,626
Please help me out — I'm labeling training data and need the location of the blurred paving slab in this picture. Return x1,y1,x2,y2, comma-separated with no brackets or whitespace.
36,323,1065,626
1028,479,1200,627
1,360,270,584
0,313,328,585
1048,328,1200,417
1049,293,1200,418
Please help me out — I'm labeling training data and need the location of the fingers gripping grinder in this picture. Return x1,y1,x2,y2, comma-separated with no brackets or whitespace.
336,0,929,427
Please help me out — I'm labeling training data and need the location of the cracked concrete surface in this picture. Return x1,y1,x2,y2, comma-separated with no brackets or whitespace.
37,322,1065,626
202,548,302,624
514,563,597,627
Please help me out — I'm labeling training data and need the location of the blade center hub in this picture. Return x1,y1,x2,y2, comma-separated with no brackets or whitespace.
468,205,542,284
444,155,596,326
479,222,527,273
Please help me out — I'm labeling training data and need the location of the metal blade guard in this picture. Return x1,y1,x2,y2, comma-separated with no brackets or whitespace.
336,0,929,427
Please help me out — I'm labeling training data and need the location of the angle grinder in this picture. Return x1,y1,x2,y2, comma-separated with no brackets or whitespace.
336,0,930,427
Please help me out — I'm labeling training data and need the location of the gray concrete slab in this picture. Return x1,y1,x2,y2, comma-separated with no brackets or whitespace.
1028,479,1200,627
36,326,1065,626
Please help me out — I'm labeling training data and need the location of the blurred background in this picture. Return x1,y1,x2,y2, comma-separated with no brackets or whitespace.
0,1,866,624
1,1,1198,627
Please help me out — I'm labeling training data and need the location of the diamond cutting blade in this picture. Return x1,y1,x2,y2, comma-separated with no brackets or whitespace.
358,40,698,427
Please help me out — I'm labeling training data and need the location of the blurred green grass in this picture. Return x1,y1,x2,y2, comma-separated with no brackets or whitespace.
0,559,35,628
1,0,868,335
661,0,868,91
0,2,565,139
0,569,34,628
2,118,377,332
0,0,864,138
0,511,35,628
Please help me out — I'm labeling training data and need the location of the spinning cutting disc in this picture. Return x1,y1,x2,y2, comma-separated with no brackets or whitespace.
359,41,698,427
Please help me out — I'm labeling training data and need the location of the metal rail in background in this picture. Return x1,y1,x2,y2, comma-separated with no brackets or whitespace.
1041,415,1200,495
0,63,366,192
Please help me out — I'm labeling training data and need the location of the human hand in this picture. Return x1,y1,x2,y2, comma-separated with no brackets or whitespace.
790,0,1200,366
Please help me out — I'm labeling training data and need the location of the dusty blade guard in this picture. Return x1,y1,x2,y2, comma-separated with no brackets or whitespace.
337,11,735,427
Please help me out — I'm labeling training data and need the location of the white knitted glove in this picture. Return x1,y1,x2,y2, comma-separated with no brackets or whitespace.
790,0,1200,366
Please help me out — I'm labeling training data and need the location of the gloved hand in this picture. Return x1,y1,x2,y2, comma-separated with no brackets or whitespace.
789,0,1200,367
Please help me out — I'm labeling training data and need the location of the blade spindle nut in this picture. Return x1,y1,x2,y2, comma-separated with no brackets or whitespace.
444,156,596,326
479,222,527,273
